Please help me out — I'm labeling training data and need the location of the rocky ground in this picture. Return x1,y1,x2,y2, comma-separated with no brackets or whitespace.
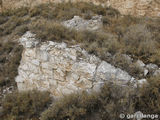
15,16,160,97
0,1,159,119
1,0,160,16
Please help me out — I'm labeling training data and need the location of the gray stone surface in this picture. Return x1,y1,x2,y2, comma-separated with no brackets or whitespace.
16,32,148,97
144,69,149,76
96,61,131,84
136,60,145,68
146,63,158,71
62,15,103,31
19,31,39,48
153,69,160,76
137,79,147,87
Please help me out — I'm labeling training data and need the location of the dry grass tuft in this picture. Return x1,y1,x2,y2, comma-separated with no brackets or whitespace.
2,90,51,120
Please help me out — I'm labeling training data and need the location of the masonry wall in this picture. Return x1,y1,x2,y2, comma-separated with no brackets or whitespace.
15,32,135,97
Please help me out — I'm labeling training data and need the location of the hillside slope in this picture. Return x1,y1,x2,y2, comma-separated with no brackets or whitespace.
0,2,160,120
1,0,160,16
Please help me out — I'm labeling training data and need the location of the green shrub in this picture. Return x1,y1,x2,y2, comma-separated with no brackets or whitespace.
102,15,160,65
50,2,105,20
41,91,99,120
41,83,136,120
0,16,8,25
111,53,144,78
30,20,76,42
0,2,159,120
2,90,51,120
128,63,144,78
102,16,111,25
0,7,29,17
39,77,160,120
98,83,136,120
0,2,159,84
135,75,160,114
0,42,23,87
122,24,157,62
12,7,29,17
41,78,160,120
0,16,30,36
150,50,160,66
105,7,120,18
29,18,159,79
28,2,119,21
15,25,29,36
29,4,48,17
30,20,121,56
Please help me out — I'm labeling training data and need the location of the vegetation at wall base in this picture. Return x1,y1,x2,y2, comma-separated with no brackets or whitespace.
41,76,160,120
0,2,159,120
1,90,52,120
1,77,160,120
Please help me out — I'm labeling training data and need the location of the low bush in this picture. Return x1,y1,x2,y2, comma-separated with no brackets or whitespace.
150,50,160,66
122,24,157,61
13,7,29,17
41,83,136,120
30,20,76,42
135,75,160,114
30,20,121,55
2,90,52,120
0,2,159,69
0,42,23,87
14,25,29,36
98,83,136,120
1,76,157,120
0,16,8,25
28,2,119,20
0,16,30,36
103,15,160,65
41,75,160,120
0,2,159,120
41,91,99,120
30,19,159,78
111,53,144,78
1,7,29,17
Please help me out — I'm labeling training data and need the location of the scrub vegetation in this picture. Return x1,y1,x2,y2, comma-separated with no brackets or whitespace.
0,2,159,120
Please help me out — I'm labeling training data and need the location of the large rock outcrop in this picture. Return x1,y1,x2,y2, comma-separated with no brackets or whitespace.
15,31,139,97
